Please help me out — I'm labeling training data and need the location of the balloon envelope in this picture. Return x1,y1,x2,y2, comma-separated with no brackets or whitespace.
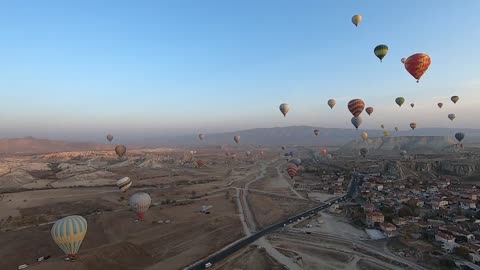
410,122,417,130
410,103,415,108
455,132,465,142
199,133,205,140
448,114,456,121
116,177,132,192
328,99,336,109
51,215,87,258
451,96,459,104
106,134,113,142
129,193,152,220
438,102,444,109
404,53,431,82
314,129,319,136
365,107,374,116
395,97,405,107
351,116,362,129
279,103,290,117
234,136,240,144
115,145,127,158
351,15,362,27
374,44,389,62
361,132,368,141
348,99,365,117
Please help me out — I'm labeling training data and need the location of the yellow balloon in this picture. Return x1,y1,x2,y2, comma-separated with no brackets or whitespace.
352,15,362,27
361,132,368,141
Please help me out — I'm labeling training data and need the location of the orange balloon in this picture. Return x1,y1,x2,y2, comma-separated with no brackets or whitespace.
404,53,431,82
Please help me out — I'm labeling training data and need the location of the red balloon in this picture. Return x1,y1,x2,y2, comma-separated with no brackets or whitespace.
404,53,431,83
348,99,365,117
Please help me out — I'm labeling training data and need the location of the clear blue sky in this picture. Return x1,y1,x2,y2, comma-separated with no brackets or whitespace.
0,0,479,141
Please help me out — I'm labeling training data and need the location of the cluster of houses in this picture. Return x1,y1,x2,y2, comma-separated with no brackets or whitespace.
357,174,480,262
296,172,346,195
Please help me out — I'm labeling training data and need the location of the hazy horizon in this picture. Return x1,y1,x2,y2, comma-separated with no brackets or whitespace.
1,1,479,140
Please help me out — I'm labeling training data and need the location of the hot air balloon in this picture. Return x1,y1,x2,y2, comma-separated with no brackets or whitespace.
51,215,87,261
437,102,444,109
314,129,319,136
348,99,365,117
287,164,298,179
328,99,336,109
293,158,302,166
115,145,126,158
351,15,362,27
381,124,385,129
451,96,459,104
279,103,290,117
374,44,389,62
395,97,405,107
400,150,407,157
404,53,431,82
401,58,406,64
455,132,465,143
410,103,415,108
326,154,332,160
321,148,328,156
199,133,205,140
197,160,206,167
410,122,417,130
395,127,399,132
360,148,369,158
383,130,390,137
234,136,240,144
129,193,151,220
351,116,362,129
281,146,286,151
365,107,374,116
361,132,368,141
116,177,132,192
448,114,456,121
106,134,113,142
246,151,251,157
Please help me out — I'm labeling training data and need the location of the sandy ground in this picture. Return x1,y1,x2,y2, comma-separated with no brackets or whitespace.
215,245,284,270
301,212,367,241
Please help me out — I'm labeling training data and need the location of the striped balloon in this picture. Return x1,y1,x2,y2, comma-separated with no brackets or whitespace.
287,164,298,179
116,177,132,192
404,53,431,82
347,99,365,117
51,215,87,259
129,193,152,220
374,44,389,62
365,107,374,116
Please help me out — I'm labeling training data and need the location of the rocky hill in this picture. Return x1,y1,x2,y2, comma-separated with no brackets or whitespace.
0,137,112,154
336,136,458,155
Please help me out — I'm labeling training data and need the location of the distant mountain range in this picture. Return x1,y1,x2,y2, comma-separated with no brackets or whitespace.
0,136,111,154
140,126,480,147
2,126,480,154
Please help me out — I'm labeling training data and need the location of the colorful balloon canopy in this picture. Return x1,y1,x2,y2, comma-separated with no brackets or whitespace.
198,133,205,140
351,116,362,129
51,215,87,260
455,132,465,142
314,129,319,136
348,99,365,117
374,44,389,62
395,97,405,107
129,193,152,220
234,136,240,144
351,15,362,27
116,177,132,192
365,107,374,116
287,164,298,179
321,148,328,156
115,145,127,158
451,96,460,104
437,102,444,109
279,103,290,117
410,122,417,130
328,99,336,109
404,53,431,82
106,134,113,142
448,114,456,121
